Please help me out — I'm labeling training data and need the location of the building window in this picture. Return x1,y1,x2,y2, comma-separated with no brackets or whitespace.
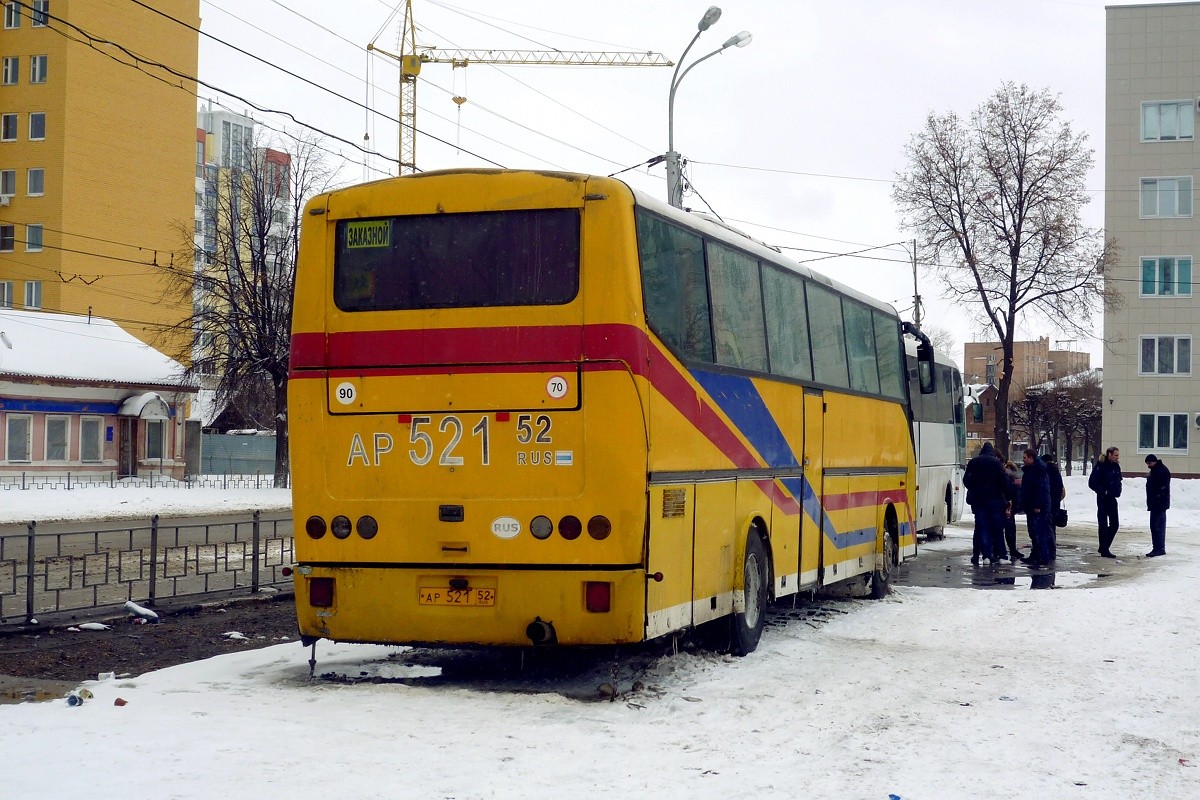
1140,177,1193,219
30,55,46,84
24,280,40,309
146,419,165,460
1140,256,1192,297
29,112,45,140
31,1,47,27
27,167,43,195
1139,335,1191,376
80,416,102,462
4,2,20,29
1,113,16,142
1138,412,1189,453
6,414,30,462
25,223,41,251
2,56,17,85
1142,101,1196,142
0,225,13,252
0,280,11,307
0,169,14,195
45,415,69,461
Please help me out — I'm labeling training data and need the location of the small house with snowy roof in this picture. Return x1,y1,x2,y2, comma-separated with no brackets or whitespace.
0,308,198,480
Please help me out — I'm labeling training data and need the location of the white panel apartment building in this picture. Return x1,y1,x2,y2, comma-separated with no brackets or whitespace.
1105,2,1200,477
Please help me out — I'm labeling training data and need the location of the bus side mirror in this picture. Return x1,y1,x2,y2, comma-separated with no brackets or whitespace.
917,341,936,394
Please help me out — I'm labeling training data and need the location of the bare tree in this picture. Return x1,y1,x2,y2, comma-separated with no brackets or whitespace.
893,83,1115,457
924,324,957,359
165,129,335,487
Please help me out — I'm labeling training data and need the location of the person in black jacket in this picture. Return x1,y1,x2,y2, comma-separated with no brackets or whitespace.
1144,454,1171,557
1019,449,1053,567
1088,446,1123,557
963,442,1008,564
1043,453,1065,561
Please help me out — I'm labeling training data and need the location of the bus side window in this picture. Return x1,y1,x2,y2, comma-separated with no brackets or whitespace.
806,282,850,388
707,242,769,372
636,211,714,362
762,266,813,381
873,311,905,399
843,300,881,394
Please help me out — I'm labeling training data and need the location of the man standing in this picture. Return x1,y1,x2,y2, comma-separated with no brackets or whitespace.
963,442,1008,565
1144,454,1171,558
1088,446,1123,558
1019,449,1053,567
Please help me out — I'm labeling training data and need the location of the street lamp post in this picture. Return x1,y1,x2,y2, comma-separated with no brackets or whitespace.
665,7,751,208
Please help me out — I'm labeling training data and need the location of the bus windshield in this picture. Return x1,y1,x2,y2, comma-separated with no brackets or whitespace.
333,208,581,311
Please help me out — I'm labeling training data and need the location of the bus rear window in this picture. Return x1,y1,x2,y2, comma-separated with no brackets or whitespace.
334,208,580,311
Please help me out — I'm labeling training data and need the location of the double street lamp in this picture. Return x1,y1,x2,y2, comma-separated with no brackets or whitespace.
665,6,752,208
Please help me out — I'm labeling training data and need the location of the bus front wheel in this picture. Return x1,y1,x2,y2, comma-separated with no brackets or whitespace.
870,523,898,599
731,530,769,656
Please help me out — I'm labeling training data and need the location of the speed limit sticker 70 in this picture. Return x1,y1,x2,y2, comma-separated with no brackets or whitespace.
546,376,568,399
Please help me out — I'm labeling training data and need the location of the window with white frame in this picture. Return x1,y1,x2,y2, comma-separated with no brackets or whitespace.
1142,101,1196,142
146,419,165,460
1,113,16,142
1140,335,1191,376
4,2,20,29
29,112,45,140
1138,412,1189,453
0,225,13,252
0,169,15,195
1140,256,1192,297
27,167,43,195
29,55,46,84
80,416,103,462
1140,177,1193,218
6,414,31,462
31,1,48,27
25,223,41,251
0,281,11,307
24,280,40,309
2,56,17,85
45,415,68,461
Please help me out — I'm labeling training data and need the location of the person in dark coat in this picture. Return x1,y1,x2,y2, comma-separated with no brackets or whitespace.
1088,446,1123,557
1043,453,1065,561
1002,460,1025,561
962,442,1008,565
1019,449,1053,567
1144,454,1171,557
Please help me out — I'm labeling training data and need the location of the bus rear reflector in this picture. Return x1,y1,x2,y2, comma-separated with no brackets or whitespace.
585,582,610,613
587,515,611,540
309,578,334,608
305,516,327,539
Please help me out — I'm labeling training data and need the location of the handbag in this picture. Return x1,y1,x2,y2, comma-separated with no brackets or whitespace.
1054,508,1068,527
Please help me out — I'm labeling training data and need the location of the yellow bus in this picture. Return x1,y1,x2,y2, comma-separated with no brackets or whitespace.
288,169,934,656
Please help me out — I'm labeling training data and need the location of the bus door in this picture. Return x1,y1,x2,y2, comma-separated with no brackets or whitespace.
801,389,824,588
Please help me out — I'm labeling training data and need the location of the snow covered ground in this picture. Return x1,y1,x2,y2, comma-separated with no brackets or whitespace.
0,484,291,524
2,476,1199,799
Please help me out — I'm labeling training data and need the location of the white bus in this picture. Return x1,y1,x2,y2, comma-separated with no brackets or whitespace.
906,341,965,539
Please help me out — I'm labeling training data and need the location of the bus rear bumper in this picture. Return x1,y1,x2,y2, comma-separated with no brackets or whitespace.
294,564,647,647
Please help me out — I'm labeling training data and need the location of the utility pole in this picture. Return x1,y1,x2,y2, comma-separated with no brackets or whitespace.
911,239,922,328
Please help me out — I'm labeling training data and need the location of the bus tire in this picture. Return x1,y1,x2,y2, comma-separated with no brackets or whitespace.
731,529,769,656
870,519,898,599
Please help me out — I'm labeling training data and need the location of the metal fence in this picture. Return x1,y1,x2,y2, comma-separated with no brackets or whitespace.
0,512,294,623
0,472,285,490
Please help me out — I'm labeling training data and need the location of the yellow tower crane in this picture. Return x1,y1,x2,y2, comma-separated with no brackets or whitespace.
367,0,672,174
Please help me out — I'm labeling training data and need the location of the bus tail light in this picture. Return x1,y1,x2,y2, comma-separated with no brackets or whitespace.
331,515,352,539
585,581,611,613
309,577,334,608
305,516,327,539
356,515,379,539
558,515,582,540
587,515,611,540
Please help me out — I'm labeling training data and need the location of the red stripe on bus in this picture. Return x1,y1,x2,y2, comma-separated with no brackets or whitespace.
754,479,801,515
822,489,899,512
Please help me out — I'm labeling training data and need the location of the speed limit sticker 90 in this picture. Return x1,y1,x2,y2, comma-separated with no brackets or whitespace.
334,382,357,405
546,376,568,399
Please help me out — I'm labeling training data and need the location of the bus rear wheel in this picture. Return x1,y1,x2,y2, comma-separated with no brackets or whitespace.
870,522,898,599
731,530,769,656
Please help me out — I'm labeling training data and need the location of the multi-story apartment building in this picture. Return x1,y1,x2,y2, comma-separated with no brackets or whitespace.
963,337,1090,392
1105,2,1199,477
0,0,199,356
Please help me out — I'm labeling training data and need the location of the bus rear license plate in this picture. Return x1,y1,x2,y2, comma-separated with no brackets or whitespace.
418,587,496,607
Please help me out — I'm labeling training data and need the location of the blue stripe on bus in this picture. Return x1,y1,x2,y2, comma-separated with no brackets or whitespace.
689,370,800,468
